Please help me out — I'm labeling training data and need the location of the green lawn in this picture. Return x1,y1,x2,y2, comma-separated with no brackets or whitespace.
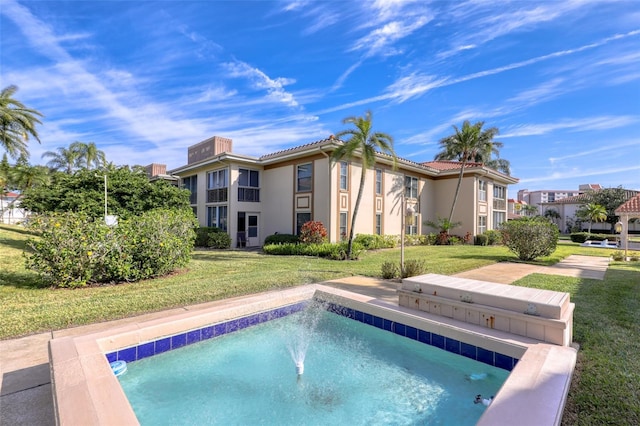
2,224,638,423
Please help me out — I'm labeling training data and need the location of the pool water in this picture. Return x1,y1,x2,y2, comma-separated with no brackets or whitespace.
118,307,507,425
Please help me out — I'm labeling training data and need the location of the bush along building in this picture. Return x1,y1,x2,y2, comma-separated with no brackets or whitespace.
168,136,519,248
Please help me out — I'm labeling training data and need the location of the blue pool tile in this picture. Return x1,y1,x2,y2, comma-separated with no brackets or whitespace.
171,333,186,349
106,352,117,363
495,353,514,371
373,316,383,329
213,323,226,337
461,342,477,360
238,316,250,330
155,337,171,354
393,323,406,337
226,319,240,333
432,334,445,349
137,342,155,360
354,310,364,322
118,346,137,362
477,347,494,366
383,319,392,331
202,326,215,340
363,313,373,325
406,326,418,340
246,313,260,327
258,311,271,323
445,337,461,354
187,330,201,345
344,308,355,319
418,330,431,345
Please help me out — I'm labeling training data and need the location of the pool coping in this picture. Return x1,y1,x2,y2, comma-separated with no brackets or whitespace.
48,284,577,426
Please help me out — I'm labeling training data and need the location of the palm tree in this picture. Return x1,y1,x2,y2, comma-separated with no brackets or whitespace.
4,162,50,211
577,203,607,234
434,120,500,222
0,85,44,159
331,110,397,259
42,146,81,173
70,141,106,169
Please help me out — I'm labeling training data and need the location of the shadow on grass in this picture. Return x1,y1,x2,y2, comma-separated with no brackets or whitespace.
0,237,30,252
0,225,38,237
0,271,48,289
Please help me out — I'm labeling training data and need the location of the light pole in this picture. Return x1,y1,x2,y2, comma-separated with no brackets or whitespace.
400,195,416,279
615,220,626,260
103,174,108,219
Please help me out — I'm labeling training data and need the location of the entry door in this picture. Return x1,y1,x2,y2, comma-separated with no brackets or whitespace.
246,214,259,247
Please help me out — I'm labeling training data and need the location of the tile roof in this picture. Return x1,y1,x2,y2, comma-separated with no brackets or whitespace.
615,193,640,214
259,137,335,160
421,160,483,171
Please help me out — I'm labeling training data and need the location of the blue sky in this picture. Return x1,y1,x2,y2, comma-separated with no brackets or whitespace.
1,0,639,196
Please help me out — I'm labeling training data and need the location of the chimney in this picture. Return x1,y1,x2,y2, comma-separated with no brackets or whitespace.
187,136,233,164
145,163,167,177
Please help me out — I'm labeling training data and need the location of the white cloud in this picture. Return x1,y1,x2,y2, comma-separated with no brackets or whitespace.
223,60,299,108
501,115,639,138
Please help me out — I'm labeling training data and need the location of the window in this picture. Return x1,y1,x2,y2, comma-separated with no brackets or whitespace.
207,169,228,203
248,215,258,238
191,206,197,218
548,193,555,202
339,212,348,240
375,169,382,195
404,176,418,199
478,215,487,234
339,162,348,191
375,213,382,235
238,168,260,202
405,214,418,236
296,212,311,235
207,206,228,231
297,163,312,192
478,180,487,201
493,185,506,210
493,211,506,229
182,175,197,205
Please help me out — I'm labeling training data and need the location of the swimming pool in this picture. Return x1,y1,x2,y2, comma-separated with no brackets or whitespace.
48,283,578,426
115,303,509,425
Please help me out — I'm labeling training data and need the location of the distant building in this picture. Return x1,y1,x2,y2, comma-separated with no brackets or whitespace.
539,189,640,234
144,163,178,185
0,192,28,224
168,135,519,248
516,184,601,214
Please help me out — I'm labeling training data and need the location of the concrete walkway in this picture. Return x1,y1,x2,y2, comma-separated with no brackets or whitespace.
0,255,609,425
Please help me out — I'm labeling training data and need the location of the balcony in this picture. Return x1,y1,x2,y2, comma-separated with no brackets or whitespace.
493,199,506,210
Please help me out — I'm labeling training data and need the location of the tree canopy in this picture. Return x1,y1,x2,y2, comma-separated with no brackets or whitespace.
20,166,191,219
0,85,43,159
331,110,396,259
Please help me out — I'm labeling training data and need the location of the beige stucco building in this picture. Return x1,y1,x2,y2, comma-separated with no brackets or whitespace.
169,136,519,247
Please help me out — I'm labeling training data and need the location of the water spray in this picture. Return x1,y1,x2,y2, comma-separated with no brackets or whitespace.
296,361,304,376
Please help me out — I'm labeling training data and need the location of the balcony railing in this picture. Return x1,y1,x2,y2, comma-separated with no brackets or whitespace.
493,199,506,210
207,188,228,203
238,188,260,202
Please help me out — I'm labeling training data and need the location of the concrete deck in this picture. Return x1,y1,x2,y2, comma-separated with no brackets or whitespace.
0,255,608,425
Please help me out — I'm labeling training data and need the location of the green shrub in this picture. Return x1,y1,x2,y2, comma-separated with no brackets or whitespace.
500,217,559,261
402,259,426,278
474,234,489,246
25,209,196,288
611,251,625,261
299,221,328,244
381,261,399,279
483,230,502,245
570,232,590,243
262,241,363,260
264,234,299,245
354,234,396,249
194,227,230,249
207,231,231,249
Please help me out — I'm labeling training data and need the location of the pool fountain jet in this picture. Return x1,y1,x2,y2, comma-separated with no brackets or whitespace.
286,301,324,380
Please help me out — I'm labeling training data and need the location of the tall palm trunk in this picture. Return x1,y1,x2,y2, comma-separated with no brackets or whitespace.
448,159,467,222
347,164,367,258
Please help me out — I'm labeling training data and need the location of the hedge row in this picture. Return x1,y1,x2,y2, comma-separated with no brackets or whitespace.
25,209,197,288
